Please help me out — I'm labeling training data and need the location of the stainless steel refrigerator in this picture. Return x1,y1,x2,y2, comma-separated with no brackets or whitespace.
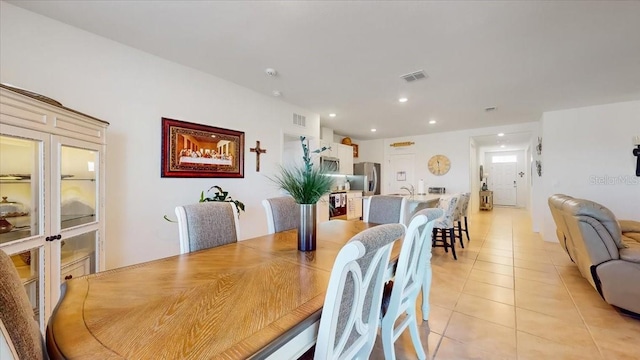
353,162,381,195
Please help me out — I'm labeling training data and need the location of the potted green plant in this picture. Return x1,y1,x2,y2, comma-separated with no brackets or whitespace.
164,185,245,222
199,185,245,215
270,136,334,251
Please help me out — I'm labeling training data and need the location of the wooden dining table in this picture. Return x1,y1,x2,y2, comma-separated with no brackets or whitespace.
46,220,400,360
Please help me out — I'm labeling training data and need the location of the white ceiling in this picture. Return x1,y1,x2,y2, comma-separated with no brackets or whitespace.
8,1,640,140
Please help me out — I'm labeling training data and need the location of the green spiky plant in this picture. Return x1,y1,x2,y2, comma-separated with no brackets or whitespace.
271,136,334,204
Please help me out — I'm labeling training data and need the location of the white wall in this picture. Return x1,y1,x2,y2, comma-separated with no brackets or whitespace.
373,123,539,197
354,138,385,165
0,3,320,268
469,139,480,213
538,100,640,242
530,121,544,232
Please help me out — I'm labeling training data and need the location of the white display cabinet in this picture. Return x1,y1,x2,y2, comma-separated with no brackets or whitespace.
0,84,108,332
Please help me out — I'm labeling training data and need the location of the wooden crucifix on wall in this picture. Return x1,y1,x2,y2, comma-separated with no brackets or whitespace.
250,140,267,172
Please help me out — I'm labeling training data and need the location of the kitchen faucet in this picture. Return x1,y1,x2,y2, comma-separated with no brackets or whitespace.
400,184,415,197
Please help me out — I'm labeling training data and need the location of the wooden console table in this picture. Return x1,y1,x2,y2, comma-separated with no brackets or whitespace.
480,190,493,211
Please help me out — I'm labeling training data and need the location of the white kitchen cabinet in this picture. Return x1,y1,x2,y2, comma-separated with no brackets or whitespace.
0,84,108,332
337,143,354,175
317,194,330,224
346,191,363,220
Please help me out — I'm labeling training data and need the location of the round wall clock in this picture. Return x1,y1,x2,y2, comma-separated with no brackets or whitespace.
428,155,451,176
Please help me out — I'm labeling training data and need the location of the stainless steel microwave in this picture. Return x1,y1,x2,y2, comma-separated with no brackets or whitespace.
320,156,340,173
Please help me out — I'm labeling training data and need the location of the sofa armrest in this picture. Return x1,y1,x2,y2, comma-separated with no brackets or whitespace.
619,220,640,233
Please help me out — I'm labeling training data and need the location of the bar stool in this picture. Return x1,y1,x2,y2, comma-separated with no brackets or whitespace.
455,192,471,248
431,194,460,260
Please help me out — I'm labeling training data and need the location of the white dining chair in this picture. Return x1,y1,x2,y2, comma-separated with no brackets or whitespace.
363,195,407,224
175,202,239,254
314,224,405,360
262,196,299,234
380,208,443,360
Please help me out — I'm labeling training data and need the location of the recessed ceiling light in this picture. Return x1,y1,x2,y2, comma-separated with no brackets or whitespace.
371,128,377,132
498,133,505,137
329,113,336,118
429,120,437,125
272,90,282,97
500,145,506,148
398,97,408,103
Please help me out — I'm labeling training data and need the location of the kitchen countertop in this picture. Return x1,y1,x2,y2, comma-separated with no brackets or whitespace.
363,194,441,202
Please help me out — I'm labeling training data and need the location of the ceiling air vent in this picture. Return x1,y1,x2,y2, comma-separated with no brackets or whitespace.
400,70,428,82
293,113,306,127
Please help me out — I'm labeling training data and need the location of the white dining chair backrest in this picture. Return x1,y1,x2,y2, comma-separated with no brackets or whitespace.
262,196,299,234
380,208,443,360
315,224,405,360
363,195,407,224
175,202,239,254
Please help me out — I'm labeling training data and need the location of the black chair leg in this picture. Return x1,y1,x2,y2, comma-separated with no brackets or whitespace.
464,217,471,242
449,228,457,260
441,228,448,253
457,220,465,248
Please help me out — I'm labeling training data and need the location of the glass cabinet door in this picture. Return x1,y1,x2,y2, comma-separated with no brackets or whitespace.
52,140,102,303
60,145,98,229
0,129,48,331
59,231,97,282
0,134,42,244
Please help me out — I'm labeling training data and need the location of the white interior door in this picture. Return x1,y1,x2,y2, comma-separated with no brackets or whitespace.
387,154,415,194
491,162,517,206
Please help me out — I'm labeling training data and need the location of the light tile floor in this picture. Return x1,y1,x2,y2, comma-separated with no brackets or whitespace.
371,207,640,359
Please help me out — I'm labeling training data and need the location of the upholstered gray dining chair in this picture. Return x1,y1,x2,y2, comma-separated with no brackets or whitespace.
0,250,47,360
175,202,239,254
432,194,460,260
454,192,471,247
381,208,443,360
262,196,299,234
315,224,405,360
363,195,407,224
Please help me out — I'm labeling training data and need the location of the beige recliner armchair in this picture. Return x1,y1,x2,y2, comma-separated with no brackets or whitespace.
548,194,640,314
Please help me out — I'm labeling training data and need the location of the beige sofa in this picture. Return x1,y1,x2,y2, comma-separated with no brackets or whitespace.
548,194,640,314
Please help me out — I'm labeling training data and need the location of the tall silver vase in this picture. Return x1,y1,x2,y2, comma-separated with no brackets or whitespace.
298,204,317,251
